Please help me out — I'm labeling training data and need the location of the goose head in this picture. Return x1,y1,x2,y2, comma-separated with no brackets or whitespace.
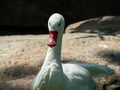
47,13,65,47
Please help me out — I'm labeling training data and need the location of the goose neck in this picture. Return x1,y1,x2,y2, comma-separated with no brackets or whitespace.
45,32,63,64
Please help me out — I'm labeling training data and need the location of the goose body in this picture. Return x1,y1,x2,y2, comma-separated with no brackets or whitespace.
31,13,114,90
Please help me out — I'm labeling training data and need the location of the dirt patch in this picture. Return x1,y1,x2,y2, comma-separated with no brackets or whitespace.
0,33,120,90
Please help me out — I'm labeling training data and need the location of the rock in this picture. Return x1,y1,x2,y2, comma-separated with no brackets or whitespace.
65,16,120,35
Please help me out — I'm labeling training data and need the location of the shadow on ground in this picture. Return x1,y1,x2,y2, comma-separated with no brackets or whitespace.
97,49,120,90
0,64,42,90
97,49,120,65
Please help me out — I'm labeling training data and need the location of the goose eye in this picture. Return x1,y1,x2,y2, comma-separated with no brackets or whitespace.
58,23,61,27
49,22,51,26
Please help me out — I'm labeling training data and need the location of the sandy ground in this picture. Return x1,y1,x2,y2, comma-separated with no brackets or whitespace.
0,33,120,90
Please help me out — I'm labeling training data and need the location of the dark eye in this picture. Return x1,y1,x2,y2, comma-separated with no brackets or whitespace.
58,23,61,27
49,22,51,26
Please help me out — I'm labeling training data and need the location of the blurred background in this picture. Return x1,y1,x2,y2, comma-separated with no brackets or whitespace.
0,0,119,35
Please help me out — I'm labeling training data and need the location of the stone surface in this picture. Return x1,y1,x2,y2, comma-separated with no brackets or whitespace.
65,16,120,35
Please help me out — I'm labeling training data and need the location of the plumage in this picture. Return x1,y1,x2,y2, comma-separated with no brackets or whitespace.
31,13,114,90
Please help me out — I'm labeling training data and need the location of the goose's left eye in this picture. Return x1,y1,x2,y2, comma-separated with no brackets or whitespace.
58,23,61,27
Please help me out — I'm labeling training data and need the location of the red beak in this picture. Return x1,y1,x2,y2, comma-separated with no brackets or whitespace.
47,31,58,47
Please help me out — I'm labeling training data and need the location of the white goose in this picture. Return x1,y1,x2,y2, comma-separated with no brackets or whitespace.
31,13,114,90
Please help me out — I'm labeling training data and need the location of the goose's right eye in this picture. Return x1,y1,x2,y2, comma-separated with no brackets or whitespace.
49,22,51,26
